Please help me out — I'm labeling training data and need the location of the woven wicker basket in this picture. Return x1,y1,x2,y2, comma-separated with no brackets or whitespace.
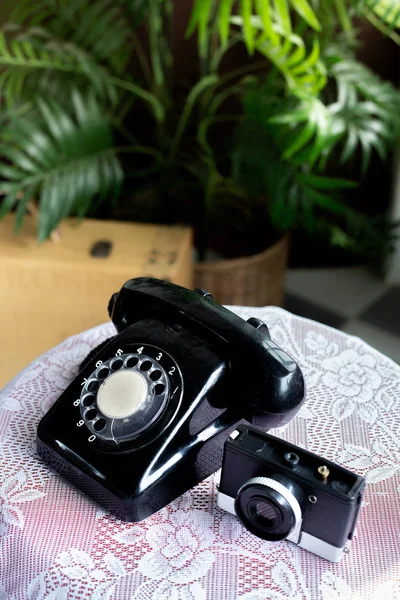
194,235,289,307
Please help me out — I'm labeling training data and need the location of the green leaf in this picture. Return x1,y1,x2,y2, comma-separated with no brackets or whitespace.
242,0,255,53
290,38,321,75
198,0,322,54
110,76,165,122
298,174,358,189
169,74,219,162
0,144,40,174
0,89,123,239
186,0,207,37
0,30,118,106
3,120,57,169
36,97,77,156
305,188,348,214
233,115,395,262
283,121,315,158
219,0,235,45
12,0,133,72
327,53,400,173
359,129,375,174
340,127,358,164
256,0,278,44
274,0,292,35
38,177,55,241
330,226,353,248
290,0,321,30
269,95,336,165
0,185,19,217
269,108,309,125
0,164,25,180
186,0,212,56
254,30,326,94
364,0,400,29
15,186,34,232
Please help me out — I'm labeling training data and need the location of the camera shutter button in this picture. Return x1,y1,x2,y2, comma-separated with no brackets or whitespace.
97,370,148,419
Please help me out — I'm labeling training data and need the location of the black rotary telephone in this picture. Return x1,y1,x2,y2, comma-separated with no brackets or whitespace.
37,278,305,521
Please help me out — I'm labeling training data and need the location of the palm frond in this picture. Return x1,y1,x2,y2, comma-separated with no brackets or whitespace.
269,96,339,166
328,55,400,172
258,52,400,173
0,29,117,106
266,162,355,233
356,0,400,43
0,28,165,120
361,0,400,28
229,15,326,94
232,116,395,259
0,89,123,240
323,211,397,261
242,79,338,168
187,0,321,53
233,118,352,230
257,35,326,95
11,0,134,72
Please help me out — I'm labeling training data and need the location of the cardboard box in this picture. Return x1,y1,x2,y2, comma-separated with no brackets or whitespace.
0,215,192,386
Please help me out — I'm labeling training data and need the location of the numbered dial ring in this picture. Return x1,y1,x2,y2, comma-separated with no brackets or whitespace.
79,347,179,444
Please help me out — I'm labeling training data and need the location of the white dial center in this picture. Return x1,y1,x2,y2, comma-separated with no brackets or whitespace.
97,370,148,419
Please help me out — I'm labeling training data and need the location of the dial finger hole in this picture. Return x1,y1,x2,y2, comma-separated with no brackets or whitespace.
152,383,165,395
125,356,138,368
110,358,123,371
82,394,95,407
150,369,162,381
87,380,99,392
94,418,106,432
86,409,97,421
97,367,109,379
140,360,152,372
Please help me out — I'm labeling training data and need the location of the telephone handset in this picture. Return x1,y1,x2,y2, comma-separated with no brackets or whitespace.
37,278,305,521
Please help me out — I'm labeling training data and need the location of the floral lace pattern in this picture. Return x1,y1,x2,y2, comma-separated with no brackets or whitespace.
0,308,399,599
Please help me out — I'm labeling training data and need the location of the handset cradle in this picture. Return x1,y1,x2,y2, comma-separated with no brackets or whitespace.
110,278,303,416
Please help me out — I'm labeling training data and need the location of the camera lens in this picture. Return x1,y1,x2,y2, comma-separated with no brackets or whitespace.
234,476,302,542
255,501,279,526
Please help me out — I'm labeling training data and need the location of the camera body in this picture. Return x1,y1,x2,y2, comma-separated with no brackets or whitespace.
37,278,305,522
217,424,365,562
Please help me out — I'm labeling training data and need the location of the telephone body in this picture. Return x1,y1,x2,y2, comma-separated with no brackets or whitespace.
37,278,305,521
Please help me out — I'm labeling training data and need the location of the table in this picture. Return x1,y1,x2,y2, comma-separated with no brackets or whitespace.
1,307,399,600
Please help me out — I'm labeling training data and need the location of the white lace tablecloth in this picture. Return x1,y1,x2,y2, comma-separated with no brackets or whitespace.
1,307,399,600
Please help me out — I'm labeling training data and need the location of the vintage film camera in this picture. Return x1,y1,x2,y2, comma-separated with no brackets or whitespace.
37,278,305,521
217,424,366,561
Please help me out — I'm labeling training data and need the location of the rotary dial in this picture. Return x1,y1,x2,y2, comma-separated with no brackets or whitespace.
79,348,175,444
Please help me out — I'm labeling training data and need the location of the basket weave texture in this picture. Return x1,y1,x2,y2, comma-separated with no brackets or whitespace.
194,235,289,307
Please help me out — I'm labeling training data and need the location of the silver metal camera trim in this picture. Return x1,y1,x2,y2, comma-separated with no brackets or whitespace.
217,476,348,562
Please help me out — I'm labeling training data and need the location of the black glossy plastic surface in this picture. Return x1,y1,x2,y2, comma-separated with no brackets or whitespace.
37,278,306,522
110,278,305,417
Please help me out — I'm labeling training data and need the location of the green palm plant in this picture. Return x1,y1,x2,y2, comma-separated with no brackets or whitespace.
0,0,399,261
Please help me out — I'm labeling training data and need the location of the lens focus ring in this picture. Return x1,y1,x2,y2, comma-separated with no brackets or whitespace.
234,476,302,542
239,477,302,525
